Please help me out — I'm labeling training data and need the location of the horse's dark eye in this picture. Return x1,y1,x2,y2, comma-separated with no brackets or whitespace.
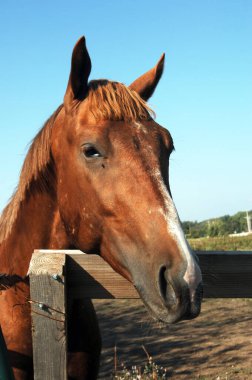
83,145,102,159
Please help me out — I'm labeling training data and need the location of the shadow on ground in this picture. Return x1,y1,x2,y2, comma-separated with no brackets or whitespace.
94,299,252,379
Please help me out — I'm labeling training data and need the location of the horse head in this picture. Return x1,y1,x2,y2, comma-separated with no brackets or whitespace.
52,37,202,323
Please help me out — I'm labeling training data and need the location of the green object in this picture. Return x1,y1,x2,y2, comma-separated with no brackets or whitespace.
0,325,15,380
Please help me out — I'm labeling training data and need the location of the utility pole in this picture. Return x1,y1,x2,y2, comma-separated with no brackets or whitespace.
244,211,252,233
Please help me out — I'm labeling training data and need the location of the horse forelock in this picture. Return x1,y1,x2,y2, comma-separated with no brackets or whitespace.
0,105,63,243
85,80,155,122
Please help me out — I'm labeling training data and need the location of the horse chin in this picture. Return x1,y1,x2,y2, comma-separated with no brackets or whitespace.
135,285,202,325
140,298,187,324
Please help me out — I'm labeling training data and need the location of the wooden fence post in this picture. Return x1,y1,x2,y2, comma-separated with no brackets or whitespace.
28,252,67,380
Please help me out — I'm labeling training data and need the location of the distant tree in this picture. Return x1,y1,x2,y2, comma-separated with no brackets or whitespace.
208,223,218,237
182,210,252,238
219,215,231,235
182,221,198,237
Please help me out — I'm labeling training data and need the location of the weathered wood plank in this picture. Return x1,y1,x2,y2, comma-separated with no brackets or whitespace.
31,251,252,305
196,251,252,297
28,252,67,380
66,255,139,299
201,273,252,298
64,251,252,299
66,252,252,299
196,251,252,273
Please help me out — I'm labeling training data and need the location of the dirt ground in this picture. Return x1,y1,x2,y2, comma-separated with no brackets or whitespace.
94,298,252,380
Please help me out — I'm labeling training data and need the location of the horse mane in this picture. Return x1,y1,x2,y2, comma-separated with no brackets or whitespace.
0,80,154,243
0,105,63,244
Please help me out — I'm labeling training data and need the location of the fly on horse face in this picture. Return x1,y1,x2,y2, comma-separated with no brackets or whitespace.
0,37,202,379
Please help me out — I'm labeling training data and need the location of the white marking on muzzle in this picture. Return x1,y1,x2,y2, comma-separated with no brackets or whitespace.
151,169,202,300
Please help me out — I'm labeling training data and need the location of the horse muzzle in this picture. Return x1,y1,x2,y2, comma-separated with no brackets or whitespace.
134,265,203,324
157,264,203,321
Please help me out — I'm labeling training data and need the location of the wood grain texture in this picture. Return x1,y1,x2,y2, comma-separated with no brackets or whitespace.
28,251,66,276
66,255,139,299
196,251,252,298
30,250,252,303
29,253,67,380
65,251,252,299
197,251,252,273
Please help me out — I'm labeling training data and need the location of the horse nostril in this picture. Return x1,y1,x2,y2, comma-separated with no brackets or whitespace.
158,265,177,307
158,265,167,301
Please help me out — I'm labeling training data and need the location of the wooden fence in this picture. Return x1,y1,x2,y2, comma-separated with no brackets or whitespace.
28,250,252,380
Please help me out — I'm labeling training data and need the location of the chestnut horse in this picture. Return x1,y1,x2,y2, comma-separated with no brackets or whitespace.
0,37,202,379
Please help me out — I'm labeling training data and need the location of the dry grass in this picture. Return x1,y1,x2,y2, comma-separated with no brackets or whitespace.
189,234,252,251
113,345,168,379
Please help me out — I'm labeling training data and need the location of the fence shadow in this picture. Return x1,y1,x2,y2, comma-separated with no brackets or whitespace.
95,298,252,379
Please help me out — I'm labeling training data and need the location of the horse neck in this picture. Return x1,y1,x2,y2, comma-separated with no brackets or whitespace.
0,188,70,277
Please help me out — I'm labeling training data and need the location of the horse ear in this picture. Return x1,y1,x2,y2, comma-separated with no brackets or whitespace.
129,53,165,101
64,36,91,109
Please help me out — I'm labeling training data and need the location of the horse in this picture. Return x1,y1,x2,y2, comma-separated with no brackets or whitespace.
0,36,202,379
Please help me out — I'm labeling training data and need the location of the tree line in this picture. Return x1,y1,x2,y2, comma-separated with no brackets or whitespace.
182,210,252,238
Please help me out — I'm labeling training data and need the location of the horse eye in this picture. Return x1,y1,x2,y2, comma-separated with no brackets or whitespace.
83,145,102,159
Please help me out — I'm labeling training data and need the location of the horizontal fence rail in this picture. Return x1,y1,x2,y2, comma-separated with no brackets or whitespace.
30,250,252,299
28,250,252,380
197,251,252,297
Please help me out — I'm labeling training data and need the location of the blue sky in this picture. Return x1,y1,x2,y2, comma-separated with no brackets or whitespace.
0,0,251,221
